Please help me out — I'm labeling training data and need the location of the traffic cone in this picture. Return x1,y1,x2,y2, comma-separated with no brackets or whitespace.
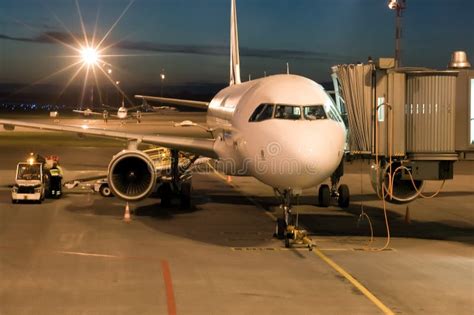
124,202,131,223
404,206,411,224
227,175,232,183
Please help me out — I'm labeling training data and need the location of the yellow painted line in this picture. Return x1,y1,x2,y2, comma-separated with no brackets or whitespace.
313,248,395,315
209,163,393,314
245,195,277,221
318,248,352,251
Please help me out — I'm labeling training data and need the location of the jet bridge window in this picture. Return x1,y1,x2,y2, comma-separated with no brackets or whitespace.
249,104,274,122
274,105,301,120
303,105,327,120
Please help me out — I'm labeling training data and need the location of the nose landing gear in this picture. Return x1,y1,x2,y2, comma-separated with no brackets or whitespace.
274,189,314,251
318,158,350,208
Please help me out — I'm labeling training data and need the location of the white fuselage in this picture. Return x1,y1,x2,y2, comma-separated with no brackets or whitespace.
207,74,346,191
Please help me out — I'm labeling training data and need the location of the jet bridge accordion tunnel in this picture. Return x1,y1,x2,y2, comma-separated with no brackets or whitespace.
331,57,474,203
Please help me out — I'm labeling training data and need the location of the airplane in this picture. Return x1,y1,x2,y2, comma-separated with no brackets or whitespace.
73,98,145,121
101,98,145,120
0,0,349,244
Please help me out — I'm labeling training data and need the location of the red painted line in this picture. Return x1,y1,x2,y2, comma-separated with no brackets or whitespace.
161,260,177,315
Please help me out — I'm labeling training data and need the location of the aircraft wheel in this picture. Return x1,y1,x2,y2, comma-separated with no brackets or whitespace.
318,184,331,207
337,184,350,208
99,185,113,197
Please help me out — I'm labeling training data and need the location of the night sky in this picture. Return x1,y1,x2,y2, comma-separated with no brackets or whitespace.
0,0,473,103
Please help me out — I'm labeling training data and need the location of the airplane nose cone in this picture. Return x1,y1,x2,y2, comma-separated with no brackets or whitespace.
260,120,345,189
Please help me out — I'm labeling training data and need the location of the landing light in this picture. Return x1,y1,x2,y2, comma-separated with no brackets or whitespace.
81,124,89,130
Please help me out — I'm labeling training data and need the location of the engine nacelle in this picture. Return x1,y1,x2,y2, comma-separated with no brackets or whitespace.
108,150,157,201
370,162,424,203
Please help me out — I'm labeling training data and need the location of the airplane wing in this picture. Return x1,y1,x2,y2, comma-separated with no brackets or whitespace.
0,119,217,158
101,104,117,110
127,105,144,111
135,95,209,110
73,110,103,116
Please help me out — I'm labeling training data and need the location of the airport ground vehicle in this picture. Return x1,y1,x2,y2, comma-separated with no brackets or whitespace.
94,179,113,197
11,154,63,203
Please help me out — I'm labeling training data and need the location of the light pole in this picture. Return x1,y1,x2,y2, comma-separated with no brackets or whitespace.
105,68,112,105
90,86,94,109
388,0,406,68
160,70,166,97
160,70,166,106
115,81,120,105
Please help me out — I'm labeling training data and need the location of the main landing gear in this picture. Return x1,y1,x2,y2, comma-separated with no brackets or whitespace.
274,189,314,251
158,149,195,209
318,158,350,208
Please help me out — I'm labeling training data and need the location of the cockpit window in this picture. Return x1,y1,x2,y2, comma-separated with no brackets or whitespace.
274,105,301,120
303,105,327,120
249,104,274,122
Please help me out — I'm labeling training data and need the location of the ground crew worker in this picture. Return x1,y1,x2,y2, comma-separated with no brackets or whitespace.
49,161,63,198
103,110,109,123
136,110,142,123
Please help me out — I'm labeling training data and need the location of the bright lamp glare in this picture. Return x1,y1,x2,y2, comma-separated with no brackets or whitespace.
81,47,99,65
388,0,398,9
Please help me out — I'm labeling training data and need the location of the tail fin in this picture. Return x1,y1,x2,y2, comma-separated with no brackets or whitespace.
230,0,241,85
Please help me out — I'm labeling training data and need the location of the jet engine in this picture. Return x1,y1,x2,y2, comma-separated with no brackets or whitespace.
108,150,157,201
370,162,424,203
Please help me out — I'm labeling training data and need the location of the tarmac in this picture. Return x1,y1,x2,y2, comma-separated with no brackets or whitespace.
0,113,473,314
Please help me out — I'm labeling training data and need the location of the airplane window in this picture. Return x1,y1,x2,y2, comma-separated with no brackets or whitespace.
249,104,274,122
274,105,301,120
303,105,327,120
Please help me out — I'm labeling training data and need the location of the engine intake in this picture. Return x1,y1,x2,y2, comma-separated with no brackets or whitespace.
108,150,157,201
